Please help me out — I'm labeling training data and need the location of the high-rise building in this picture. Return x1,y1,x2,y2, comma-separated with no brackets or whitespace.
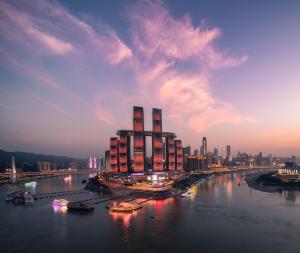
166,136,175,170
201,137,207,156
182,146,191,156
133,106,146,172
104,150,110,172
226,145,231,161
109,137,119,173
119,130,131,173
152,108,163,171
175,140,183,170
213,147,218,157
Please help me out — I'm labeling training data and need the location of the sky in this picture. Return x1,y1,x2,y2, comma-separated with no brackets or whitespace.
0,0,299,158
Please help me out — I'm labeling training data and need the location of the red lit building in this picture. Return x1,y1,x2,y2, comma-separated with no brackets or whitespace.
118,130,131,173
109,137,119,173
175,140,183,170
152,108,163,171
108,106,183,174
166,136,176,170
133,106,145,172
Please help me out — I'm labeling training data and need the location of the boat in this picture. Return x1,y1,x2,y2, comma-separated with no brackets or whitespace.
180,189,192,197
23,192,34,205
107,202,142,213
10,191,34,205
5,190,23,201
67,202,95,211
53,199,69,207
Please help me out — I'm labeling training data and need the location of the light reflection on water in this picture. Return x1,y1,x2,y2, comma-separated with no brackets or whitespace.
2,172,300,253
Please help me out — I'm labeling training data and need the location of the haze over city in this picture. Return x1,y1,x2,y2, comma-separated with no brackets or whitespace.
0,0,299,158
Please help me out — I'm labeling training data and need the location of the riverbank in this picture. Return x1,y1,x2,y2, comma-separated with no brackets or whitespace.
246,170,300,193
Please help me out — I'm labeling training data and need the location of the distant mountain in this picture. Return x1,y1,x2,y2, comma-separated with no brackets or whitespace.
0,149,87,172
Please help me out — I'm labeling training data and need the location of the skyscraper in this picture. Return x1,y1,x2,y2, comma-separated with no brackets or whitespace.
226,145,231,161
119,131,131,173
201,137,207,156
133,106,145,172
175,140,183,170
166,136,175,170
213,147,218,157
152,108,163,171
109,137,119,173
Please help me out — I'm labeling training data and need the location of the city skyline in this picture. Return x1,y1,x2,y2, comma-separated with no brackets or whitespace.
1,0,300,158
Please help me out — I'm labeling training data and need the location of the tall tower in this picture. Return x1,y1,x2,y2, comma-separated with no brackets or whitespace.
119,131,131,173
93,157,97,169
175,140,183,170
11,156,16,179
152,108,163,171
133,106,145,172
202,137,207,156
166,136,175,170
109,137,119,173
226,145,231,161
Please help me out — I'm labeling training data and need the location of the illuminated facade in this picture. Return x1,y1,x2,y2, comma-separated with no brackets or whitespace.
133,106,145,172
175,140,183,170
166,136,175,170
108,106,183,173
152,108,163,171
109,137,119,173
119,130,131,173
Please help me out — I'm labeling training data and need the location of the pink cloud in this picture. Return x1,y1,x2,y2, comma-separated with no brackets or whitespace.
95,105,116,127
34,95,70,116
26,27,74,55
126,0,252,132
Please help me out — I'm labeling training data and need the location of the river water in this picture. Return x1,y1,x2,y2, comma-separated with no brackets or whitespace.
1,172,300,253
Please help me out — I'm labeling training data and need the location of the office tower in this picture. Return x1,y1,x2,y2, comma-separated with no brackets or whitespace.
152,108,163,171
194,149,199,156
166,136,175,170
213,147,218,157
183,146,191,156
133,106,145,172
119,131,131,173
109,137,119,173
93,157,97,169
226,145,231,161
175,140,183,170
104,150,110,172
202,137,207,156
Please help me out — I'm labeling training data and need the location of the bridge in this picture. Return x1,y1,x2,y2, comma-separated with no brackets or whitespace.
0,169,99,184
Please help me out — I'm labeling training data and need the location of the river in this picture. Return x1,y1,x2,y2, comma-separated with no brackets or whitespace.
1,172,300,253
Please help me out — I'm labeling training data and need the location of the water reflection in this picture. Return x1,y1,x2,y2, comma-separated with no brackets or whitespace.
281,190,297,202
110,211,137,229
52,205,68,214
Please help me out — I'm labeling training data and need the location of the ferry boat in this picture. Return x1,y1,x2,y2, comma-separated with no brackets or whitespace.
10,191,34,205
107,202,142,213
5,190,23,201
53,199,69,207
67,202,95,211
180,189,192,197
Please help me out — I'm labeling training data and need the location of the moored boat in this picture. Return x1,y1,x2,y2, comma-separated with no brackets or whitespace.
5,190,23,201
107,202,142,213
67,202,95,211
53,199,69,207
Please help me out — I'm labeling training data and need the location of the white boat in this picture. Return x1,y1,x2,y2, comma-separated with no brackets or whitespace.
180,189,192,197
53,199,69,207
